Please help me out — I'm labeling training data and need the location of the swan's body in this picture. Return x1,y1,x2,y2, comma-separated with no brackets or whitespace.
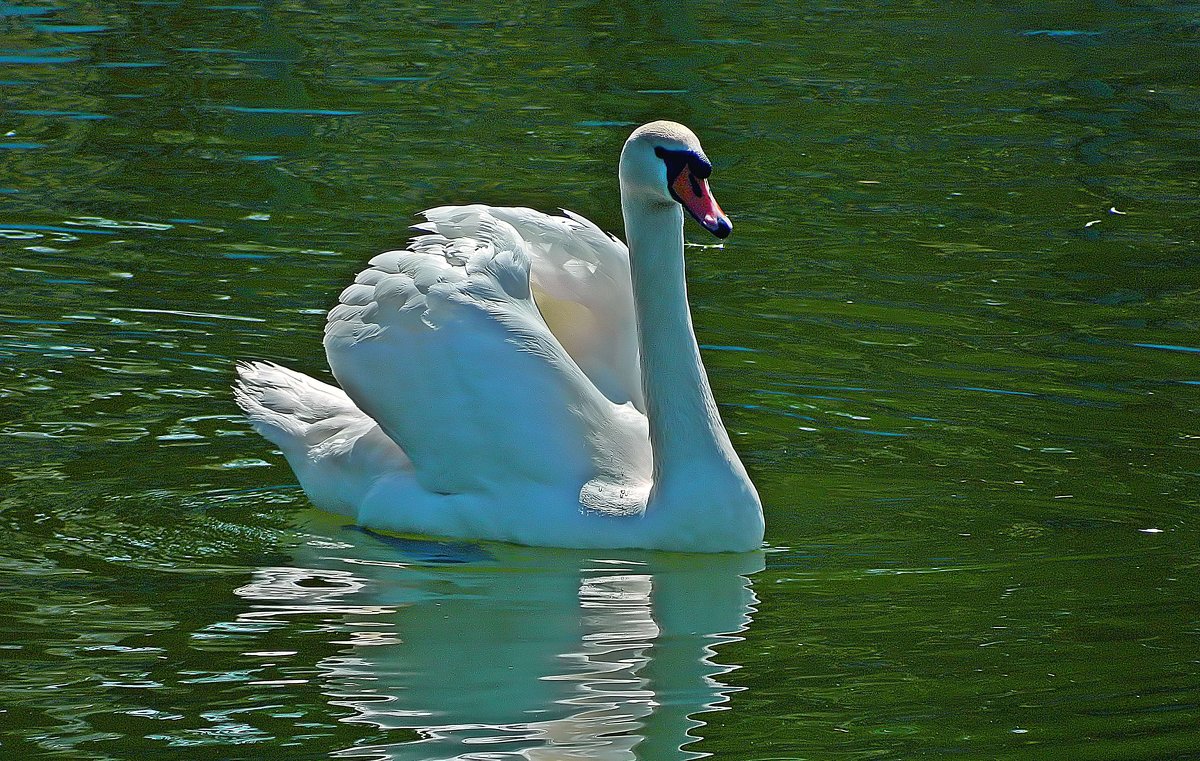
235,122,764,552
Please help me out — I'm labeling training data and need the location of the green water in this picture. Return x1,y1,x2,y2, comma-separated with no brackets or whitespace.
2,1,1198,758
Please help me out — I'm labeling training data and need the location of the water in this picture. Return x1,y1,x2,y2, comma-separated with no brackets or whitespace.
1,1,1198,758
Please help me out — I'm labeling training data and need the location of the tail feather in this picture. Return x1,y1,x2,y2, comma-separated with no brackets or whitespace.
234,360,407,464
233,360,411,515
233,361,351,451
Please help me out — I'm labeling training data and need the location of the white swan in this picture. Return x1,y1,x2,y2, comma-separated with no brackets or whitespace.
234,121,764,552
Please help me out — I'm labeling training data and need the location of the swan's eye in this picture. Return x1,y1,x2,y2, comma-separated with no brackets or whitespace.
654,147,714,208
652,145,705,182
654,147,711,187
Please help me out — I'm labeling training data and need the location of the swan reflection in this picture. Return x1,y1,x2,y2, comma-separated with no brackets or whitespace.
234,520,763,759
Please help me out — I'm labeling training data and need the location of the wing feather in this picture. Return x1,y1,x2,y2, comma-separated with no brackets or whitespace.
419,206,644,410
323,211,634,499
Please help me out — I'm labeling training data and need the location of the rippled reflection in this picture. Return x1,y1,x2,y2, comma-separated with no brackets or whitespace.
229,522,762,759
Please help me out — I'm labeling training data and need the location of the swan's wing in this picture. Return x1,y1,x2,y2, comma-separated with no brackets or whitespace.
323,214,631,498
418,205,644,411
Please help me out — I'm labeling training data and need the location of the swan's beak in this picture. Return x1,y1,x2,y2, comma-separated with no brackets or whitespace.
671,165,732,239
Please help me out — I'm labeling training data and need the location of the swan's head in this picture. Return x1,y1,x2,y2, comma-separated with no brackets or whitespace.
619,120,732,239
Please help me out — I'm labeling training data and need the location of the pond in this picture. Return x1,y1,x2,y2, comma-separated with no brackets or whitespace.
1,1,1197,758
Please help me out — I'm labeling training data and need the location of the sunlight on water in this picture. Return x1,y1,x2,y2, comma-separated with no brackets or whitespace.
0,0,1197,758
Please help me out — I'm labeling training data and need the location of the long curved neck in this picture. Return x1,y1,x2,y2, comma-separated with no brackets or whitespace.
621,197,742,488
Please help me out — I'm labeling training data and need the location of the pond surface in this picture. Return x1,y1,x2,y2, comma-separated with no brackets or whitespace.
2,1,1198,758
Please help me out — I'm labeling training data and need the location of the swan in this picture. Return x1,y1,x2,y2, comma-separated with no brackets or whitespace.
234,121,764,552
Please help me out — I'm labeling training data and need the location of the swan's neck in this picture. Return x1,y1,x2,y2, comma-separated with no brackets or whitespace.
622,199,748,498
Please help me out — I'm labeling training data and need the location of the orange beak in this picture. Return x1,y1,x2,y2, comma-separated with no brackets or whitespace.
670,164,732,239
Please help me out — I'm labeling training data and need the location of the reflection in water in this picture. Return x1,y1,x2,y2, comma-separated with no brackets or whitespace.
232,522,762,760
